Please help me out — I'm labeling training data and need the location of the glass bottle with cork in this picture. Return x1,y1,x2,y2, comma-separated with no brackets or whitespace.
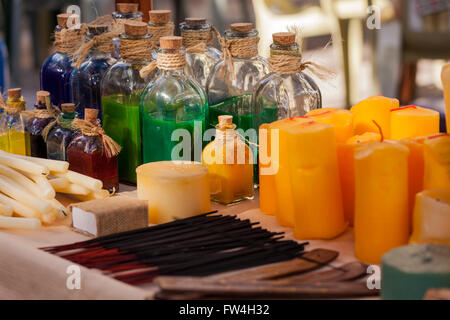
41,13,86,108
202,115,254,204
140,36,207,163
71,24,116,120
0,88,30,155
206,22,269,131
111,3,143,59
180,17,222,89
68,108,120,192
101,21,153,183
27,90,56,158
45,102,77,160
147,10,175,50
253,32,322,127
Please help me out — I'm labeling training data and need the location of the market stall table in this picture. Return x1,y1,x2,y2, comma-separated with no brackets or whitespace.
0,186,363,300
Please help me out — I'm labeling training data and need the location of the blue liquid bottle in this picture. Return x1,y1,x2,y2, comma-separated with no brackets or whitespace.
41,13,86,108
70,24,116,120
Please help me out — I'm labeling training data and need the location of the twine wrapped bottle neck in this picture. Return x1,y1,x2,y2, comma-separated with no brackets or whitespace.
2,97,26,115
119,36,153,62
181,28,214,48
148,23,175,48
54,25,87,54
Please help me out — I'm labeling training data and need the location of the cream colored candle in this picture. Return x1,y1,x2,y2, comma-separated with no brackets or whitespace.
285,121,347,239
441,63,450,133
354,142,409,264
423,134,450,191
137,161,211,224
0,216,41,229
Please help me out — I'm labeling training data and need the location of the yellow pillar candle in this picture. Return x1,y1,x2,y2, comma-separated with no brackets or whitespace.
259,123,277,215
285,121,347,239
410,189,450,245
337,132,381,226
350,95,399,138
390,105,440,140
306,108,354,143
423,134,450,191
354,142,409,264
441,63,450,133
136,161,211,224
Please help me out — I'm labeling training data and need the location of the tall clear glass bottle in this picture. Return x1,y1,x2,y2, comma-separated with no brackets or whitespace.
41,13,85,108
27,90,55,158
148,10,175,49
101,21,152,183
180,18,222,89
70,24,116,120
140,36,207,163
253,32,322,127
46,103,77,160
111,2,143,59
206,23,269,132
0,88,30,155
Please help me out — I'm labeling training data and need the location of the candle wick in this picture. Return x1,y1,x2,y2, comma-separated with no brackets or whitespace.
372,120,384,142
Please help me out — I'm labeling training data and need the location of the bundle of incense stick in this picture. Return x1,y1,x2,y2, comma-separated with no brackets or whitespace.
42,211,308,285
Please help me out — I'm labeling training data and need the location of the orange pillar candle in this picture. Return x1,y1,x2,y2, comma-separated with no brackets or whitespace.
441,63,450,133
306,108,354,143
354,141,409,264
423,134,450,191
259,123,277,215
337,132,381,226
390,105,440,140
350,95,399,138
285,121,347,239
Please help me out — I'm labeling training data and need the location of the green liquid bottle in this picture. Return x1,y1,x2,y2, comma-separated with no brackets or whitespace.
140,36,207,163
101,21,153,183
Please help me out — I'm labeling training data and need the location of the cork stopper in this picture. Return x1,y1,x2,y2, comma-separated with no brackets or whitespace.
57,13,79,28
149,10,171,24
273,32,295,46
218,115,233,127
88,24,109,35
36,91,50,104
124,21,148,36
8,88,22,99
185,17,207,27
61,103,75,113
84,108,99,123
230,22,253,33
116,2,139,13
160,36,183,50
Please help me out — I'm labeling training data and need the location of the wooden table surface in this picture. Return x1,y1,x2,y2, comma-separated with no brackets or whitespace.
0,187,368,300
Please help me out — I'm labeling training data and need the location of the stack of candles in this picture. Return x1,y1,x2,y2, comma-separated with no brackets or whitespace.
259,95,447,264
42,212,308,285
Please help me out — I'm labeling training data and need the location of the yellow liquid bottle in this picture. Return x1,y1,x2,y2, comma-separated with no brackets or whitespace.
0,88,30,156
202,115,254,204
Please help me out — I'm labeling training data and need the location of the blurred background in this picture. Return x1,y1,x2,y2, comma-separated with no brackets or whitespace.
0,0,449,110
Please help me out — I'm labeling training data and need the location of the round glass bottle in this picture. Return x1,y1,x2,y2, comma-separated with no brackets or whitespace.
206,22,268,131
180,18,222,89
70,24,116,120
41,14,85,108
46,103,77,160
140,36,207,163
101,21,153,183
253,32,322,127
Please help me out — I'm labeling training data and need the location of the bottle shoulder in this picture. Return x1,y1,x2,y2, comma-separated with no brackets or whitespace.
42,52,72,70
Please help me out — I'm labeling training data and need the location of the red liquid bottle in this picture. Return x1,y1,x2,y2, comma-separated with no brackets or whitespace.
67,108,120,191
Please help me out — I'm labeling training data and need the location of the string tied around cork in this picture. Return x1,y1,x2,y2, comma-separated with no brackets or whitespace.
53,23,88,55
119,21,153,62
268,26,335,81
147,10,175,49
21,91,59,120
139,36,205,78
0,89,26,115
71,113,121,158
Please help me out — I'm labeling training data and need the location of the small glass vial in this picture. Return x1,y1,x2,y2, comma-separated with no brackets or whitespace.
140,36,207,163
111,3,143,59
148,10,175,50
206,22,269,131
253,32,322,126
202,115,254,204
27,90,55,158
46,103,77,160
180,18,222,89
70,24,116,120
101,21,152,183
67,108,119,191
41,14,85,108
0,88,30,155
